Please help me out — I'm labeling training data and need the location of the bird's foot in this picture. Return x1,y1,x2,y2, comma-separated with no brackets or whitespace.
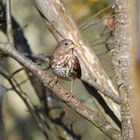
48,76,58,86
65,91,73,102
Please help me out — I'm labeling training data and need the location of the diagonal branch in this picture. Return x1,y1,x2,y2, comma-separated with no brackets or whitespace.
0,43,121,140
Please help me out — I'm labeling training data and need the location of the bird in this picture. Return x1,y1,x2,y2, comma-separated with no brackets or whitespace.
50,39,81,93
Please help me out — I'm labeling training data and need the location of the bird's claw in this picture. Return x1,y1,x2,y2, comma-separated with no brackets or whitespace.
65,91,73,102
48,76,58,86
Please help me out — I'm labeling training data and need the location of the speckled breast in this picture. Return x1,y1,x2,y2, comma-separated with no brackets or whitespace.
50,55,76,80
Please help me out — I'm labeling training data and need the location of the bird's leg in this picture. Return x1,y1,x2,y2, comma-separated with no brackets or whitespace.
70,80,75,93
64,80,75,127
48,76,58,86
65,80,75,101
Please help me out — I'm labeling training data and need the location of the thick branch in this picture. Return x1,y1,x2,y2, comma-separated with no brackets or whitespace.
112,0,135,139
0,43,121,140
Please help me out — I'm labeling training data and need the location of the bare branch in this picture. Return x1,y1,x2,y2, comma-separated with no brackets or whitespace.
9,68,24,78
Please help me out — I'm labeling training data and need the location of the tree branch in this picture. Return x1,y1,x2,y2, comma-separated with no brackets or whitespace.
0,43,121,140
112,0,135,139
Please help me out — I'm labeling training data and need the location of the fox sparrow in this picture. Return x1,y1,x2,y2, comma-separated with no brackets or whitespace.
50,39,81,92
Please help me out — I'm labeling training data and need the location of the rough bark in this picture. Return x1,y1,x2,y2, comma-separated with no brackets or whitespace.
112,0,135,139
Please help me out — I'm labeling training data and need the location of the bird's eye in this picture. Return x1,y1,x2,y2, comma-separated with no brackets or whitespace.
64,43,68,46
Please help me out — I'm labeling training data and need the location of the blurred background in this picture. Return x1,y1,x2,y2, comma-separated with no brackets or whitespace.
0,0,118,140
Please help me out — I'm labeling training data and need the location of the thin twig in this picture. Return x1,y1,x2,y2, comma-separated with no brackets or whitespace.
83,79,120,104
92,31,113,46
80,15,115,31
9,68,24,78
0,69,51,138
91,28,112,43
18,78,29,85
79,3,114,30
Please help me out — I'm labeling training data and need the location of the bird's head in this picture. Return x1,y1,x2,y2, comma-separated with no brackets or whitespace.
57,39,76,53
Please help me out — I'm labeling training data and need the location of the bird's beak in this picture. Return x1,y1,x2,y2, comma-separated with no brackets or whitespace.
69,44,76,49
